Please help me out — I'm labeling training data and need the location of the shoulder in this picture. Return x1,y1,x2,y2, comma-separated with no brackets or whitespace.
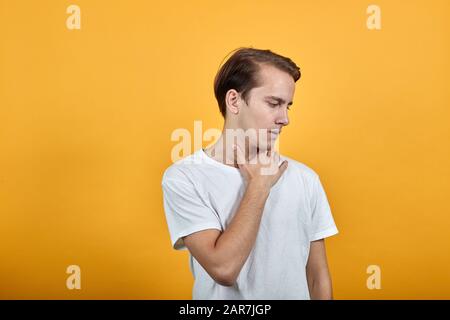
161,151,204,186
279,154,324,196
280,154,325,201
281,154,320,181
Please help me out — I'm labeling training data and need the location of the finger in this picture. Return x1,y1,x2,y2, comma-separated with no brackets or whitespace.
277,160,289,177
234,143,245,166
268,150,279,167
245,136,250,162
274,151,280,165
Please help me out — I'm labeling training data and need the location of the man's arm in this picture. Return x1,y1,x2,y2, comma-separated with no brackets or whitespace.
183,147,288,287
183,181,270,286
306,239,334,299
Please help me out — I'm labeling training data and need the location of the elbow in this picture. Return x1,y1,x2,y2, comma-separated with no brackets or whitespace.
212,266,237,287
215,276,236,287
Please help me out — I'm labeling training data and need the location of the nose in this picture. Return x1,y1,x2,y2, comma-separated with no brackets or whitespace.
276,107,289,127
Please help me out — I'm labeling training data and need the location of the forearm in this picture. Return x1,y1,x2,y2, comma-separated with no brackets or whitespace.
213,181,270,284
308,274,333,299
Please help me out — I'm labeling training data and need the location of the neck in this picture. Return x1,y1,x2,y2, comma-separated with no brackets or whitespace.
204,133,237,168
204,128,261,167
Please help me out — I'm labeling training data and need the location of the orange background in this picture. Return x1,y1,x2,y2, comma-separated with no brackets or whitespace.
1,0,449,299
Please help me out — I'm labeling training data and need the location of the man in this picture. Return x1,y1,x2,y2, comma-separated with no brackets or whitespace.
162,47,339,299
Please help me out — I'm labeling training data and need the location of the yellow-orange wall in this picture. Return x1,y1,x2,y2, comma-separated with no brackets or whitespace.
1,0,449,299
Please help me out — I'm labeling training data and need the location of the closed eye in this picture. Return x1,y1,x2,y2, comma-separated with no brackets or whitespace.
268,101,291,111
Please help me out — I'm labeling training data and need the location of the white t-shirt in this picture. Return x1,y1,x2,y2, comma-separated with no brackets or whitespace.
161,148,338,299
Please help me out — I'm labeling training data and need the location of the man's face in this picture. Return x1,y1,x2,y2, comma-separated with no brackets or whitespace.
235,64,295,153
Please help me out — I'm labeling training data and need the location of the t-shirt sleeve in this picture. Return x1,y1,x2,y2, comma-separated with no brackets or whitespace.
162,177,223,250
309,174,339,241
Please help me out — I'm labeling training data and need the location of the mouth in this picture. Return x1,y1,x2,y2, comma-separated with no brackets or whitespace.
269,129,281,135
268,130,281,140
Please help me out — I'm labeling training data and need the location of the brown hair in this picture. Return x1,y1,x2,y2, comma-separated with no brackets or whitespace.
213,47,301,118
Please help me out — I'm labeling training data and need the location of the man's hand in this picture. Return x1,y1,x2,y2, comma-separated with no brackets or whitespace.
233,143,288,190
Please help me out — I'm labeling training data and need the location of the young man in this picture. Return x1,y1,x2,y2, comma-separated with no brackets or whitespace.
162,47,339,299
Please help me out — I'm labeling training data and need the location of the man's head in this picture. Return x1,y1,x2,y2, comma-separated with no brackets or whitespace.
213,47,301,154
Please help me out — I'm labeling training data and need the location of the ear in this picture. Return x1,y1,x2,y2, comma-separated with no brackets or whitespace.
225,89,242,115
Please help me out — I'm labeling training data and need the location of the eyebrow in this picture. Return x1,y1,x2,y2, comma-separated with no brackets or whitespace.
264,95,293,106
